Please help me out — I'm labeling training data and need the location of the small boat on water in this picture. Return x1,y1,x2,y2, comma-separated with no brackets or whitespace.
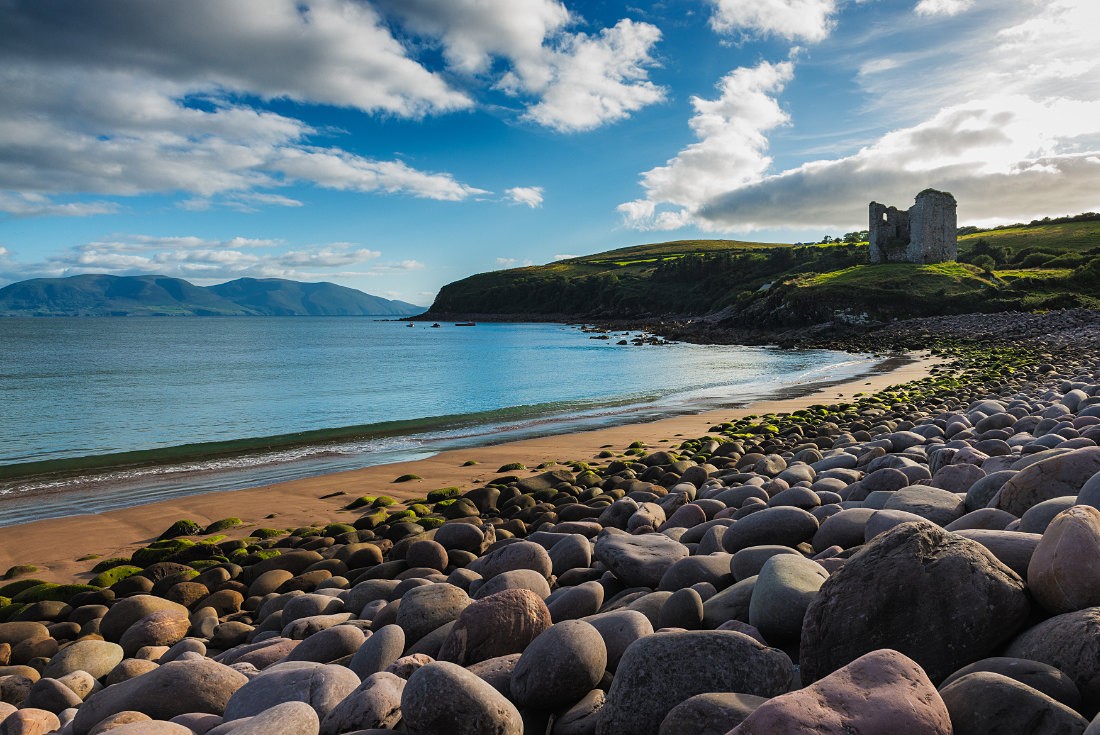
455,322,476,327
406,323,414,327
431,323,441,328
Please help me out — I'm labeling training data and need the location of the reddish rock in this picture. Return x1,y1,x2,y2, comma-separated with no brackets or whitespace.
1028,505,1100,613
731,649,951,734
437,589,551,666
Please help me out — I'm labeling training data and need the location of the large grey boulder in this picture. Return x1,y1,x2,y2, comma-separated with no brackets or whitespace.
594,532,688,588
401,661,522,735
222,661,359,723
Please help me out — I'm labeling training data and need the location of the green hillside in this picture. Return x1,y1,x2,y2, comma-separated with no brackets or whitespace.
426,215,1100,324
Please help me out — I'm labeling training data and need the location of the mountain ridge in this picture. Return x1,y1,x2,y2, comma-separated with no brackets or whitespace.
0,274,425,316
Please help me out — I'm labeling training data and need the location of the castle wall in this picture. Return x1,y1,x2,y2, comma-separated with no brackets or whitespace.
868,202,910,264
868,190,956,264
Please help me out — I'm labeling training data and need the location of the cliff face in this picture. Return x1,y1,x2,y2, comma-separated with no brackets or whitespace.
0,275,426,316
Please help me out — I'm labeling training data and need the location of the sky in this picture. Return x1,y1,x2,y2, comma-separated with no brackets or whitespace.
1,0,1098,305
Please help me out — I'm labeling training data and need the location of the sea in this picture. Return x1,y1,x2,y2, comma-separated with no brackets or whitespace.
0,318,882,526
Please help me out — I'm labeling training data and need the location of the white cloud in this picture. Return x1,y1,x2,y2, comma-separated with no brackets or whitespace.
914,0,974,16
0,236,399,285
709,0,837,43
495,257,535,268
619,60,793,230
553,254,578,260
272,149,486,201
623,0,1100,233
506,186,545,208
0,193,121,218
384,1,665,132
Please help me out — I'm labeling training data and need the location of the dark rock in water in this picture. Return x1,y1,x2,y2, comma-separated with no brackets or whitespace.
1005,607,1100,710
437,589,551,665
720,507,819,553
401,661,523,735
658,692,766,735
992,448,1100,517
1028,505,1100,613
593,532,688,588
595,631,791,735
939,672,1088,735
800,521,1030,685
511,620,606,710
940,657,1081,710
729,649,951,734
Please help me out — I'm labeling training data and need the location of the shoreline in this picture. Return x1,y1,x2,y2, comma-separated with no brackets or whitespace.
0,351,936,584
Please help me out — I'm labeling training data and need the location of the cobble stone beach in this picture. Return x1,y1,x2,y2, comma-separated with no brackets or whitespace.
4,309,1100,734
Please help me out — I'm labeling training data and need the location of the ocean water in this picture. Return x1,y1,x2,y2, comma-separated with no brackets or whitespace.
0,318,879,525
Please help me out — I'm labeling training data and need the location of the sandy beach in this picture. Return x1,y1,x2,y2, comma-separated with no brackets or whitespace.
0,352,937,584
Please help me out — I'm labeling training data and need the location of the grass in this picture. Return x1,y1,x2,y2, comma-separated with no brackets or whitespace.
960,221,1100,254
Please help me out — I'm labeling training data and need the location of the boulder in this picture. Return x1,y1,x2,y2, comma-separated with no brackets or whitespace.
43,640,123,680
940,657,1081,710
438,589,551,666
318,672,404,735
401,661,522,735
1005,607,1100,710
349,625,404,679
730,649,950,734
883,486,966,526
395,584,470,646
209,701,319,735
993,448,1100,517
1028,505,1100,613
748,555,828,645
222,662,359,723
800,521,1030,684
939,672,1088,735
720,507,819,554
658,693,766,735
511,620,606,710
595,631,791,735
99,597,189,643
594,533,688,589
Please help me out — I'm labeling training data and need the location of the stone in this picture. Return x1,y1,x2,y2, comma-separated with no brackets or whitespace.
405,540,448,572
86,711,152,734
103,659,158,686
0,709,62,735
748,555,828,645
883,486,965,526
284,624,365,664
222,662,358,722
72,659,248,735
657,588,704,630
401,661,522,735
24,677,82,713
467,654,520,699
438,589,551,666
800,521,1030,684
596,631,791,735
43,640,124,680
939,672,1088,735
930,463,986,494
940,657,1081,710
548,534,592,577
470,541,552,581
395,583,470,646
473,569,551,600
730,649,951,734
965,470,1016,511
658,692,766,735
209,701,319,735
384,653,433,679
730,545,800,582
98,596,189,643
1005,607,1100,710
551,689,605,735
98,722,192,735
657,554,732,591
944,507,1017,531
581,610,653,673
318,672,404,735
119,610,190,658
511,620,606,710
701,576,756,628
593,532,688,589
812,508,876,552
546,581,604,623
1029,505,1100,613
953,529,1041,578
993,448,1100,517
350,625,404,679
721,507,819,553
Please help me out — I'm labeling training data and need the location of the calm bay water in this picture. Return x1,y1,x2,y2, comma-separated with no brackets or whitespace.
0,318,878,525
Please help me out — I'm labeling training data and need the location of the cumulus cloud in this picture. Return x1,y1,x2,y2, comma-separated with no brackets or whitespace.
385,1,666,132
623,0,1100,233
709,0,838,43
915,0,974,16
506,186,545,208
0,0,488,211
0,236,403,285
494,257,534,268
619,60,793,230
553,254,578,260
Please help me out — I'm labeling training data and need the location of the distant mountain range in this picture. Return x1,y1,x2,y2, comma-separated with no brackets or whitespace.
0,274,426,316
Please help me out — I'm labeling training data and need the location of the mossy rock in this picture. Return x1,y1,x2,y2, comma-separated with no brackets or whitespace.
218,539,249,553
132,539,196,567
598,450,614,458
403,497,429,505
90,565,143,588
14,583,100,603
497,462,526,473
240,550,282,565
432,498,458,510
291,527,320,537
417,516,445,530
0,596,9,608
355,509,388,530
393,474,422,483
427,487,462,503
345,496,377,510
3,565,39,580
76,554,101,562
461,460,479,466
158,519,203,540
0,578,48,598
167,541,223,564
324,523,357,537
0,603,28,623
203,517,243,534
202,535,227,545
188,559,225,571
408,503,431,516
372,496,397,508
386,509,417,523
251,527,284,539
91,557,132,574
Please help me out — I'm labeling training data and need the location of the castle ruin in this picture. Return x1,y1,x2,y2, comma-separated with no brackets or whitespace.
869,189,957,264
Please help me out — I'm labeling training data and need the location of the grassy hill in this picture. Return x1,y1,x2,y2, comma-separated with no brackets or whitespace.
0,275,426,317
426,215,1100,325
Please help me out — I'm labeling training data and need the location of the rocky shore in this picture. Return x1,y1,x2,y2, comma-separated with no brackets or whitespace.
3,309,1100,734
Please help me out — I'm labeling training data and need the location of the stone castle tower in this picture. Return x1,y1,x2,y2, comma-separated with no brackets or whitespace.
869,189,957,264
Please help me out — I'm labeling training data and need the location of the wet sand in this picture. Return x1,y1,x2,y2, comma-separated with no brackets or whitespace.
0,353,938,584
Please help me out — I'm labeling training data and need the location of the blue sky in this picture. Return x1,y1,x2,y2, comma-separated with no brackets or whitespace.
1,0,1098,305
